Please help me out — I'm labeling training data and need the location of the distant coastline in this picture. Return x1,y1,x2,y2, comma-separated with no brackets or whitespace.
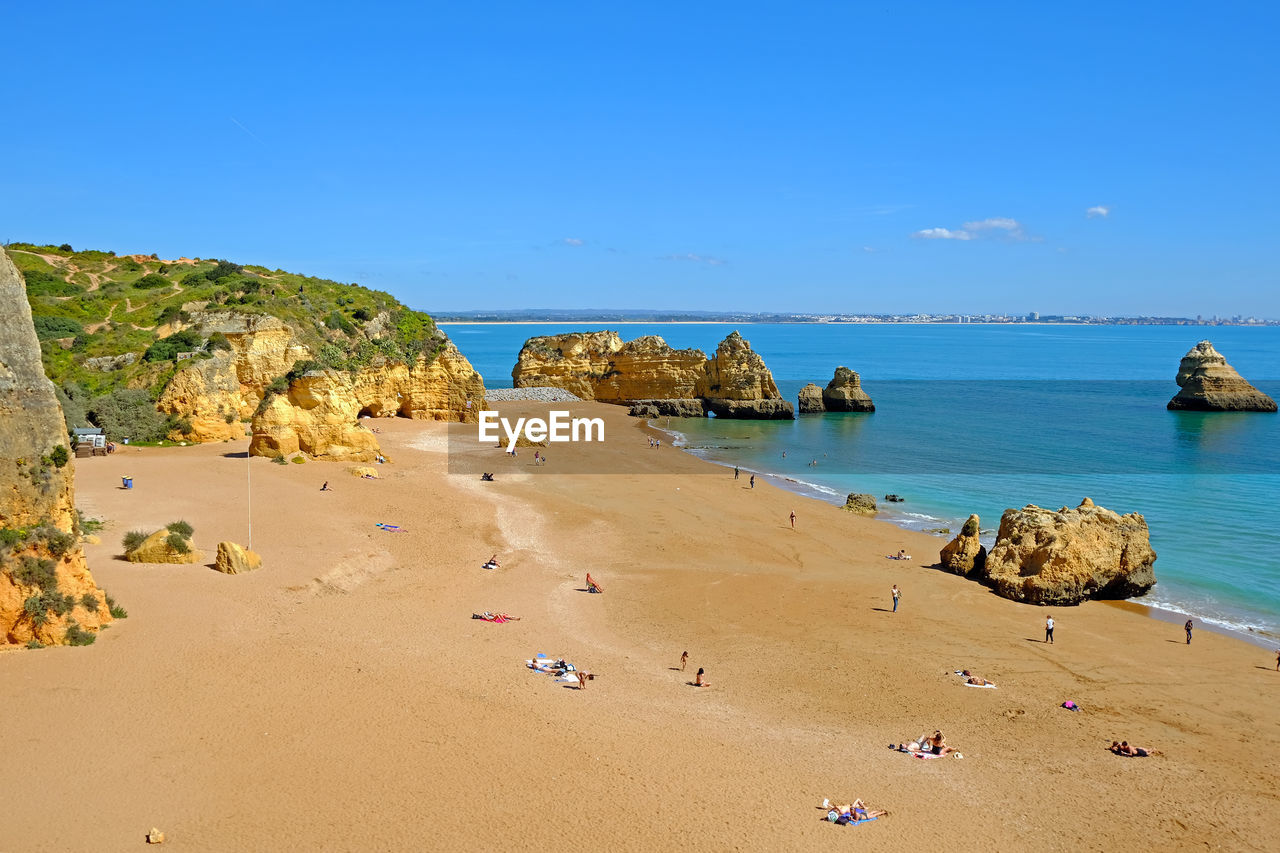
437,313,1276,326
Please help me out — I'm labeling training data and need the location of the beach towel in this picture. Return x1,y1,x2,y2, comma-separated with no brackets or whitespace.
912,751,947,759
375,523,401,531
963,682,998,689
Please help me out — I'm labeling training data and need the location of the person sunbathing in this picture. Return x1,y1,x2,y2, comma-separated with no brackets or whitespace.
925,731,955,755
1110,741,1158,757
487,554,501,568
828,799,887,821
965,674,993,686
694,667,709,687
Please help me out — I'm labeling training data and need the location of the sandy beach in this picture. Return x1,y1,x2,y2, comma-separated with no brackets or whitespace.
3,401,1278,852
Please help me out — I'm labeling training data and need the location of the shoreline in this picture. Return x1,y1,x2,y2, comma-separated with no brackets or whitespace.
652,419,1280,651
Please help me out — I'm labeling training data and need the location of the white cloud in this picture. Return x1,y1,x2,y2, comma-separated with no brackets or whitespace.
561,237,584,246
963,217,1021,232
1086,205,1110,219
915,216,1038,242
661,252,726,266
912,227,973,240
862,246,877,253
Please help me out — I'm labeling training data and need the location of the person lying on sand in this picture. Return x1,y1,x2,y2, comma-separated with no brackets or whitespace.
487,554,501,568
824,799,888,821
965,675,994,686
1110,741,1159,757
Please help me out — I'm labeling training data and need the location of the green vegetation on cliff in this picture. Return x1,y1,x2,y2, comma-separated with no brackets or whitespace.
4,242,447,437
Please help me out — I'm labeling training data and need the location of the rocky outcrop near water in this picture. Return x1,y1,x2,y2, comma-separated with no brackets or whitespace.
822,367,875,412
629,399,707,418
797,383,825,413
939,514,987,575
0,251,112,646
842,493,878,515
1166,340,1276,412
978,498,1156,605
512,330,792,419
249,342,485,461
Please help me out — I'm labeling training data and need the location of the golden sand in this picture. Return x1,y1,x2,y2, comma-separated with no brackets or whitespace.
3,401,1277,851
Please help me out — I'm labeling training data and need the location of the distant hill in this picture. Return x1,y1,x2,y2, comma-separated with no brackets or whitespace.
5,242,449,440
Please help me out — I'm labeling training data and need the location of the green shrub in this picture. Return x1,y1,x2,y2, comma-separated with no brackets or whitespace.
325,310,354,334
13,556,58,592
25,640,44,650
143,329,204,362
33,316,84,340
174,417,193,435
87,389,171,442
166,520,194,538
64,622,96,646
206,259,244,281
165,531,192,554
122,530,149,552
292,456,305,464
0,527,28,550
352,307,373,322
133,273,171,289
58,243,72,252
207,331,233,352
49,444,69,468
272,455,288,465
106,594,128,619
181,270,207,286
40,526,76,557
80,593,99,611
23,268,84,297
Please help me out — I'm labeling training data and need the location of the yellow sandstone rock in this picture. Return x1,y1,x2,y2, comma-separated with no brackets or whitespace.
214,541,262,574
125,529,202,565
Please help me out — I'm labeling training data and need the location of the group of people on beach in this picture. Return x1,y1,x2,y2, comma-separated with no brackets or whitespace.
679,650,709,686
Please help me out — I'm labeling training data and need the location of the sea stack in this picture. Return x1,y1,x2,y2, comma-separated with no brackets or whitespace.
978,498,1156,606
939,514,986,576
1,250,113,646
797,383,825,413
513,330,793,419
822,367,875,412
1167,341,1276,412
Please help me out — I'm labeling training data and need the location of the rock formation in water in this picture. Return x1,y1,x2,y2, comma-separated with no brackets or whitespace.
1166,340,1276,412
822,367,875,412
797,383,825,413
249,342,485,461
939,514,987,575
628,399,707,418
0,251,112,646
978,498,1156,605
842,493,878,515
512,330,792,419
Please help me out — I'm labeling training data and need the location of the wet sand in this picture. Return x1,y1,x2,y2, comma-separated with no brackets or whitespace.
3,401,1278,851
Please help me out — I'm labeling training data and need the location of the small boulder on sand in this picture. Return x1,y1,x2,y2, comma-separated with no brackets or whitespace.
214,541,262,575
125,529,201,564
843,493,878,515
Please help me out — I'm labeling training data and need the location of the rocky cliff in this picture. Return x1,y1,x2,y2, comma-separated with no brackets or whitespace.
249,342,484,461
977,498,1156,605
822,367,875,412
157,313,308,441
0,251,111,646
1167,340,1276,412
512,330,792,419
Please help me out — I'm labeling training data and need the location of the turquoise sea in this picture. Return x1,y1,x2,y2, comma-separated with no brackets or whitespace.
443,323,1280,645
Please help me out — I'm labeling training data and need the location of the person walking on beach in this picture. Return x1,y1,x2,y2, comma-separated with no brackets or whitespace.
790,511,796,529
1045,615,1055,644
1185,619,1194,644
749,474,755,489
892,584,900,613
734,466,739,479
680,650,688,671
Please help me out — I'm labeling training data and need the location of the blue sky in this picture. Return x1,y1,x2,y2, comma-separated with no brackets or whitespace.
4,2,1277,316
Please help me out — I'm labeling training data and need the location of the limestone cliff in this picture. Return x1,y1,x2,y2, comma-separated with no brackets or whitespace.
0,251,111,646
1167,340,1276,412
248,341,485,461
512,330,792,419
157,313,307,441
822,367,875,412
977,498,1156,605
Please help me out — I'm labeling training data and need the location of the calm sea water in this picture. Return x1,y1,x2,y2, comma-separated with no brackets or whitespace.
443,323,1280,644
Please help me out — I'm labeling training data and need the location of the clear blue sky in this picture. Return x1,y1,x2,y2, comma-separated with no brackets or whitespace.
4,1,1277,317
